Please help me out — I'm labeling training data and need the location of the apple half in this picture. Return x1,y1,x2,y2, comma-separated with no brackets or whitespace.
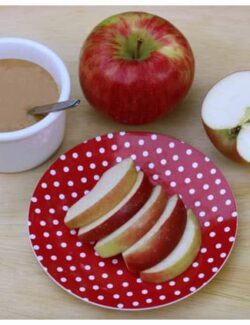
95,185,167,258
122,195,187,273
78,171,152,242
64,158,137,229
202,71,250,163
140,209,201,283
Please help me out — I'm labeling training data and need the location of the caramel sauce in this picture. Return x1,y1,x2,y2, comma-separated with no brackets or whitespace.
0,59,59,132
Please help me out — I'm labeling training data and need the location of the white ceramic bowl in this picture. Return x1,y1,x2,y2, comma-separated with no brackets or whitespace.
0,37,71,172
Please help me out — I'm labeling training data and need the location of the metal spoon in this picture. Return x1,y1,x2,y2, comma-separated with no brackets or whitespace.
27,99,80,115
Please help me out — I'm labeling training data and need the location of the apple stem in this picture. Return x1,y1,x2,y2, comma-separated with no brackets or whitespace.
135,38,143,59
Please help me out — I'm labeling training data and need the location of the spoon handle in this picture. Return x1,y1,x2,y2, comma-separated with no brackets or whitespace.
28,99,81,115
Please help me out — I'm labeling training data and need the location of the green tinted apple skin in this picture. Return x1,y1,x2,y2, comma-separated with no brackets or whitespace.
79,11,195,125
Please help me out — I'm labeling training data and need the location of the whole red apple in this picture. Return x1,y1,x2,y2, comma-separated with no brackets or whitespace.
79,11,195,124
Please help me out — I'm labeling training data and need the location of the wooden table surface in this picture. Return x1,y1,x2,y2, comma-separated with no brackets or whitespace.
0,6,250,319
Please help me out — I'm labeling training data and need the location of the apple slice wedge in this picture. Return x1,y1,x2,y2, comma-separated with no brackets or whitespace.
140,209,201,283
95,185,167,258
64,157,137,229
122,195,187,273
78,171,152,242
201,71,250,163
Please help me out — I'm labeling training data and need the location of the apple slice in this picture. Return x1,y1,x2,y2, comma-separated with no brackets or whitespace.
78,171,152,242
64,158,137,229
122,195,187,273
201,71,250,163
95,185,167,258
140,209,201,283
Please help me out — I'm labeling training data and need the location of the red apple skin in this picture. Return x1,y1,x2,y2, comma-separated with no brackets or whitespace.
78,173,152,242
79,11,195,125
123,196,187,272
203,123,246,163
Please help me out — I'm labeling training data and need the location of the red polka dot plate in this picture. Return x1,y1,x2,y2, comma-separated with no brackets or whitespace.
28,131,237,311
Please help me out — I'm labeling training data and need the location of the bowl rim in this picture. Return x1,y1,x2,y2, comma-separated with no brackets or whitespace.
0,37,71,142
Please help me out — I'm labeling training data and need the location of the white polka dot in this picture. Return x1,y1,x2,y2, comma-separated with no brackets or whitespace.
86,151,92,157
107,133,113,139
184,177,191,184
40,220,46,226
44,194,51,200
174,290,181,295
224,226,230,232
151,134,157,140
76,241,82,247
165,169,171,176
41,182,48,189
229,236,235,242
169,142,175,148
70,265,76,271
67,181,74,187
209,231,216,237
61,242,67,248
90,163,96,169
170,181,176,187
81,177,87,184
192,162,198,168
79,287,86,293
186,149,192,155
113,294,120,299
52,219,59,225
141,289,148,294
117,303,124,309
160,159,167,165
75,277,82,282
30,234,36,240
136,278,142,283
215,178,222,185
215,243,222,249
131,154,136,160
66,255,72,261
173,155,179,161
178,166,184,172
148,162,155,169
37,256,43,261
31,197,37,203
204,221,210,227
80,252,86,258
116,157,122,163
138,139,144,145
77,165,84,171
35,208,41,214
220,189,226,195
60,154,66,160
60,277,67,283
210,168,217,174
33,245,39,250
195,201,201,207
53,181,60,187
59,194,65,200
142,150,149,157
205,156,210,162
56,231,63,237
232,211,238,217
201,247,207,253
71,192,78,198
183,277,190,282
112,258,118,264
94,175,100,181
156,147,163,154
192,262,199,268
84,264,91,270
51,255,57,261
189,188,195,194
124,142,130,148
207,257,214,263
57,267,63,272
117,269,123,275
49,208,56,214
98,261,105,267
212,267,218,272
102,160,108,167
92,285,99,290
208,194,214,201
220,252,227,258
63,166,69,173
169,281,176,286
190,287,196,292
119,131,126,136
126,291,133,297
225,199,232,206
159,295,166,300
88,275,95,280
199,211,206,217
43,232,49,238
212,206,218,212
70,229,77,235
146,298,153,303
84,190,89,195
102,273,108,278
46,244,52,250
122,282,129,287
107,283,113,289
203,184,209,190
196,173,203,179
97,295,104,300
132,301,139,306
152,174,159,180
96,136,102,142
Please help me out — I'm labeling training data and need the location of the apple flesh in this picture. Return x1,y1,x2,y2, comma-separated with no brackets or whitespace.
79,11,195,124
140,209,201,283
64,158,137,229
95,185,167,258
122,195,187,272
202,71,250,163
78,172,152,242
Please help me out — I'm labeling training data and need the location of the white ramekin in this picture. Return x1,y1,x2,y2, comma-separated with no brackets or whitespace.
0,37,71,173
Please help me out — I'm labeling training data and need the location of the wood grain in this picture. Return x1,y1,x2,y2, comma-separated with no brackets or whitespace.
0,6,250,319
